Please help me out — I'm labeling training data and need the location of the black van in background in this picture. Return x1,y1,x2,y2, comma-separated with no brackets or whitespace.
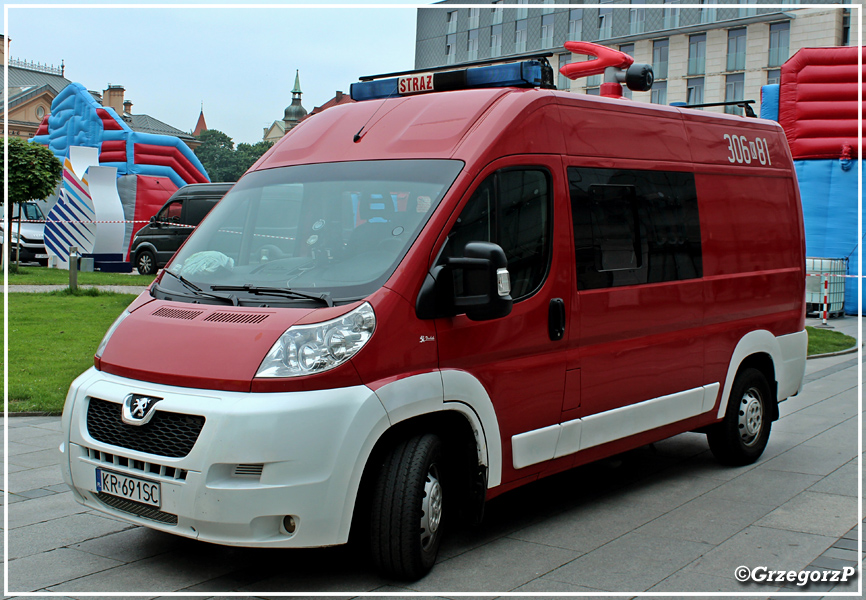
131,183,233,274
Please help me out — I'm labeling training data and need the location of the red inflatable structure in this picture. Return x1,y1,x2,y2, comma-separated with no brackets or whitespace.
778,46,864,160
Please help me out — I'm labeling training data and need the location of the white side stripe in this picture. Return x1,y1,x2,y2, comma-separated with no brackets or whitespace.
512,383,719,470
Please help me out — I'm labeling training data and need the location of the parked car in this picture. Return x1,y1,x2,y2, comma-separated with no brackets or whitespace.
1,201,48,265
131,183,232,274
61,46,806,580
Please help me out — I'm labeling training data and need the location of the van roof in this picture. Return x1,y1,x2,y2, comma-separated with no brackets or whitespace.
255,87,785,173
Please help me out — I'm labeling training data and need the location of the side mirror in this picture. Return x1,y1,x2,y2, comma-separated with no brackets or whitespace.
416,241,513,321
150,216,160,227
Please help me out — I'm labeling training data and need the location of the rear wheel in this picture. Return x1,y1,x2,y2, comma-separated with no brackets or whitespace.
136,249,156,275
707,368,772,465
369,433,445,580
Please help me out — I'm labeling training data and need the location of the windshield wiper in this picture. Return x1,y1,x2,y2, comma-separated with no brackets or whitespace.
160,270,239,306
210,284,333,307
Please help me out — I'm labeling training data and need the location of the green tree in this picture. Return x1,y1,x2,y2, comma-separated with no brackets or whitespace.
1,137,62,265
236,140,274,176
195,130,274,183
194,129,239,182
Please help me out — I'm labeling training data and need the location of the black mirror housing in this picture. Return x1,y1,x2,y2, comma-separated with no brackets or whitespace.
416,241,513,321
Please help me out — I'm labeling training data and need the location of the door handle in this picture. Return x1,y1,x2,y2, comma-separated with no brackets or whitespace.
548,298,566,341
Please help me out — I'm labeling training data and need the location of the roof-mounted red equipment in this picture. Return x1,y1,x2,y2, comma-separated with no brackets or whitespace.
559,41,654,99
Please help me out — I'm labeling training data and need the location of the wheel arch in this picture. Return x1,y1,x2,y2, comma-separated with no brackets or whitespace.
717,330,782,421
347,370,502,542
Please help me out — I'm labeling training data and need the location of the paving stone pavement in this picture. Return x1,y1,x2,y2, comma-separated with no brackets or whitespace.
2,316,862,598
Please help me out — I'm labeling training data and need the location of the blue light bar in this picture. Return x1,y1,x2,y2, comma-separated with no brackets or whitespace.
350,60,550,102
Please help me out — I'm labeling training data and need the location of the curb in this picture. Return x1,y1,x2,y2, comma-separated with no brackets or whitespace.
807,344,861,359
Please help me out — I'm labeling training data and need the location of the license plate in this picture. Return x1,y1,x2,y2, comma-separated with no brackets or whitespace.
96,468,161,507
35,254,48,259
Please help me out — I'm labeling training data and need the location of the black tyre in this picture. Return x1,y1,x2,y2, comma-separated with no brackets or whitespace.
707,367,772,465
136,250,157,275
369,433,445,580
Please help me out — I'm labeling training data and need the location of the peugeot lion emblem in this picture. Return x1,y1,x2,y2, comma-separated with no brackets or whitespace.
121,394,163,426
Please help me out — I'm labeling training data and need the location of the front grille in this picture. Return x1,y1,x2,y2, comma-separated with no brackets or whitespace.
86,397,205,459
96,492,178,525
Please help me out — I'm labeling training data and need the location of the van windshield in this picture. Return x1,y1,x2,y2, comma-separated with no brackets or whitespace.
158,160,463,306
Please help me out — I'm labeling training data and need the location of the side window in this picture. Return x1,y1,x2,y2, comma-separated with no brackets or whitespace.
444,168,551,300
159,200,183,223
185,199,215,226
569,167,702,290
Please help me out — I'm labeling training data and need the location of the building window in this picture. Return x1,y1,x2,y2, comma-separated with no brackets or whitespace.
541,14,555,48
492,1,503,26
542,0,555,15
468,7,480,30
688,34,706,75
727,28,747,72
587,74,603,88
663,0,680,29
515,19,527,54
446,33,456,65
687,78,704,106
653,39,669,79
769,22,790,67
598,7,613,40
36,105,46,119
558,53,572,91
467,28,479,61
630,1,646,35
491,24,503,58
700,0,717,24
767,69,781,85
620,44,635,99
651,80,667,105
517,0,528,21
725,73,745,115
586,87,601,96
446,11,457,35
569,9,584,40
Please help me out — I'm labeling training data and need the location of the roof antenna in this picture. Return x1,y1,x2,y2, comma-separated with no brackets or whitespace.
353,87,399,143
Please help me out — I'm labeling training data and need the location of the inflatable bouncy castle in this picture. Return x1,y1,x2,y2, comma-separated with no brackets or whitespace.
31,83,210,268
761,46,864,315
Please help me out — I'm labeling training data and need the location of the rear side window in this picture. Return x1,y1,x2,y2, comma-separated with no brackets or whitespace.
569,167,701,290
443,168,551,300
186,199,216,226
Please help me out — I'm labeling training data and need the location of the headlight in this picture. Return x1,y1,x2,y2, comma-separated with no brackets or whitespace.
95,310,130,358
256,302,375,378
9,232,18,243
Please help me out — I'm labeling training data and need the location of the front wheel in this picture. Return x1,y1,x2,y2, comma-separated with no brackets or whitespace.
369,433,445,580
707,368,772,465
135,249,157,275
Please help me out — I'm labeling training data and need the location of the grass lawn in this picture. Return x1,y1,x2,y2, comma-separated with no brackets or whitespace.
2,265,155,287
806,325,857,356
5,291,138,414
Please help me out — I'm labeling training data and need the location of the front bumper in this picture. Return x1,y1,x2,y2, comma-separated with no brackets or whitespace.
60,368,390,548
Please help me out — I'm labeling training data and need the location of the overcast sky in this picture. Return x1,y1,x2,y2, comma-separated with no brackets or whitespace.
4,1,437,144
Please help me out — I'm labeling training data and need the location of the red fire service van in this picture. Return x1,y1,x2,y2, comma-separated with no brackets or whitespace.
60,43,807,580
